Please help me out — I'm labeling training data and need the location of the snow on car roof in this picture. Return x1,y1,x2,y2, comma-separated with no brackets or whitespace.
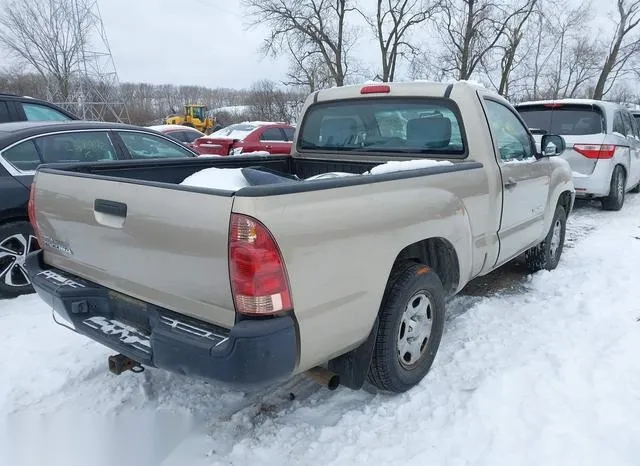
147,124,203,132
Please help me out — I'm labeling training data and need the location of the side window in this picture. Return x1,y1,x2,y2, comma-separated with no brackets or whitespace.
165,131,187,143
631,115,640,139
183,130,203,143
484,99,533,161
282,127,295,141
613,112,626,136
21,103,71,121
1,140,41,172
36,132,117,163
622,111,636,138
0,101,10,123
260,128,286,141
118,131,194,158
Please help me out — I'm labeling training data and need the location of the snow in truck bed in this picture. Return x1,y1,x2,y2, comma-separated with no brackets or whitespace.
179,159,455,191
3,197,640,465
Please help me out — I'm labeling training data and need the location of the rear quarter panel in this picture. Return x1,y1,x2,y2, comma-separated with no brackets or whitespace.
233,167,491,372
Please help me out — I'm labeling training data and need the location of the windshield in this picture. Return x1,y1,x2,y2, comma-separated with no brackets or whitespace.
517,104,605,135
298,98,465,156
191,106,205,120
209,123,258,140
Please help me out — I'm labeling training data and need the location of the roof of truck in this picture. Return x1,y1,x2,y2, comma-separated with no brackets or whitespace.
310,80,503,108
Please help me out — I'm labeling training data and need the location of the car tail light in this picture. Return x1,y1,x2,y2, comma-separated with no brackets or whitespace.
361,84,390,94
229,213,293,315
28,182,41,241
543,103,563,108
573,144,616,159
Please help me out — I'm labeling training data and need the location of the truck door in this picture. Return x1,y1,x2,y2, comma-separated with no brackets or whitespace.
482,98,551,266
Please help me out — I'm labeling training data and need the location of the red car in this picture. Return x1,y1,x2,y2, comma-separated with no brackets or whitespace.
147,124,205,149
192,121,295,156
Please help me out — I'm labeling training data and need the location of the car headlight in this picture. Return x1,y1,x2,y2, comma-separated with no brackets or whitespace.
231,147,243,155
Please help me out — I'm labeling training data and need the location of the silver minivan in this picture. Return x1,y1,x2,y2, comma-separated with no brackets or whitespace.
516,99,640,210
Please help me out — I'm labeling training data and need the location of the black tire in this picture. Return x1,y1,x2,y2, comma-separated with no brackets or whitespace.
0,221,39,298
602,166,626,211
524,205,567,273
367,263,446,393
182,122,195,128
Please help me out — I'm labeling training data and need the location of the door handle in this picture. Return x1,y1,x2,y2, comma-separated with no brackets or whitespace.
94,199,127,217
504,178,518,189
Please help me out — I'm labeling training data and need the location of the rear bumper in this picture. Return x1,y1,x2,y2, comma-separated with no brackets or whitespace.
572,160,614,197
25,251,297,387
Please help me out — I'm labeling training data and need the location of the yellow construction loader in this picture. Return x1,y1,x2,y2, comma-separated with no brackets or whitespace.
164,105,215,134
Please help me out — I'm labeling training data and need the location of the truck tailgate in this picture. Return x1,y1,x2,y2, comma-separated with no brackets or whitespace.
32,170,236,328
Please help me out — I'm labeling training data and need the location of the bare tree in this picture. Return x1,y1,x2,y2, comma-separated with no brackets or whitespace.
435,0,536,80
282,36,334,93
593,0,640,99
492,0,537,97
243,0,357,87
0,0,95,102
359,0,440,82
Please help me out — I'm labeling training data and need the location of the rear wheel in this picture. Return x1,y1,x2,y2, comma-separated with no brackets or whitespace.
367,263,445,393
602,166,626,211
0,221,39,298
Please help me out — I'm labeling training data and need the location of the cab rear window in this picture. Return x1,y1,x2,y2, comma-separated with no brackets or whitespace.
298,98,466,157
516,104,605,135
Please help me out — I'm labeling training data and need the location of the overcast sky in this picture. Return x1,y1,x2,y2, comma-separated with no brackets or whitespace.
98,0,291,89
97,0,616,91
0,0,618,91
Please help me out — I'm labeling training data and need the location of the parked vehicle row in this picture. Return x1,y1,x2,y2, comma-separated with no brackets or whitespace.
25,81,575,394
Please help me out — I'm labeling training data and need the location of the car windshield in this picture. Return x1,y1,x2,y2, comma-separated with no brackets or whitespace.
209,123,258,140
517,104,605,135
298,98,465,156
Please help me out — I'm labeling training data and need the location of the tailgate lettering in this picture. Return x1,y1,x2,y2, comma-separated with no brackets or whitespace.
83,316,151,353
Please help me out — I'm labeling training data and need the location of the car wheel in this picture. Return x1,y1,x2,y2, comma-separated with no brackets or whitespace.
367,263,445,393
0,221,39,298
524,204,567,273
602,166,626,211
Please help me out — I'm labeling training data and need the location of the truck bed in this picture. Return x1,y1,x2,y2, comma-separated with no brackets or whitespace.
31,154,482,330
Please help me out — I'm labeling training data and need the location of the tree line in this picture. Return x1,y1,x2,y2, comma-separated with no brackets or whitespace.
244,0,640,101
1,0,640,126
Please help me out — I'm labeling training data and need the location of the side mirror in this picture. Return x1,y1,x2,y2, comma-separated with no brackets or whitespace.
540,134,566,157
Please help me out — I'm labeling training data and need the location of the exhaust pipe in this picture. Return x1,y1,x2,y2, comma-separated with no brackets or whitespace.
108,354,144,375
306,366,340,390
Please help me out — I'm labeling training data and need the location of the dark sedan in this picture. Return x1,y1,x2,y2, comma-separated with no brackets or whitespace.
0,120,198,297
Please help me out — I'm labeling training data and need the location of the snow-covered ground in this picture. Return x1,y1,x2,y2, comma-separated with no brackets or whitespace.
2,197,640,466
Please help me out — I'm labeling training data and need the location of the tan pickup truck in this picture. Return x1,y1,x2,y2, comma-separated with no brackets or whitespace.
26,81,574,393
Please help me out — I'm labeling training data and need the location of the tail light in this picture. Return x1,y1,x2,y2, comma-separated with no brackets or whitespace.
361,84,390,94
28,182,41,241
229,213,293,315
573,144,616,159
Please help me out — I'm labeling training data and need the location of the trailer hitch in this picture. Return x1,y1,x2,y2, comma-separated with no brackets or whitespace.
108,354,144,375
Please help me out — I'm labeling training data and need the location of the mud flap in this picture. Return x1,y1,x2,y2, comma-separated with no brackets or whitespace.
328,316,379,390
